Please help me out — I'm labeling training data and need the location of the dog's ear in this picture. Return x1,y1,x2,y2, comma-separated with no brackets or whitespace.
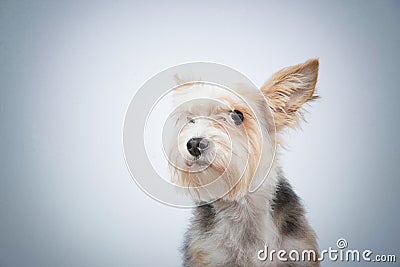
261,58,319,130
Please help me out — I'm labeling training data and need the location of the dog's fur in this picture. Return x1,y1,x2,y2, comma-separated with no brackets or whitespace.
169,59,319,266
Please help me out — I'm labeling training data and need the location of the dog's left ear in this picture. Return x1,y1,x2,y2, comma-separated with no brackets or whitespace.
261,58,319,130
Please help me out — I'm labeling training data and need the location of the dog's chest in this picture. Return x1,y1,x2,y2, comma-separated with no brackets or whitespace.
186,201,279,266
213,215,276,266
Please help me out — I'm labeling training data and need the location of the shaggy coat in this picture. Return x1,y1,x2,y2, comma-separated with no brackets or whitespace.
170,59,320,266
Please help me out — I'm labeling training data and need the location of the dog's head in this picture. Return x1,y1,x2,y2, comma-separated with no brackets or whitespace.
168,59,319,202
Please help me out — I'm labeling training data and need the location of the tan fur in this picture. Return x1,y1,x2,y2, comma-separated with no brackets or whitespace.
261,58,319,131
186,248,210,267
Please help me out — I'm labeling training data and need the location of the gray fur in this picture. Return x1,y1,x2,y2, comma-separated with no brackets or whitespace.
182,171,318,267
271,176,308,238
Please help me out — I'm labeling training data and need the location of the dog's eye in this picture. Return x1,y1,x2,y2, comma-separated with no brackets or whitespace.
230,110,244,125
187,116,195,124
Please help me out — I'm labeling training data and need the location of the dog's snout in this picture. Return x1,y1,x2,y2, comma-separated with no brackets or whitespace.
187,137,209,157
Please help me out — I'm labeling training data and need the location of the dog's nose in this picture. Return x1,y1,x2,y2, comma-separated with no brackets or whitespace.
187,137,209,157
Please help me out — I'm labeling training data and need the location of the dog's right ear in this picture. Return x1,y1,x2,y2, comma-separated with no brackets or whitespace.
260,59,319,130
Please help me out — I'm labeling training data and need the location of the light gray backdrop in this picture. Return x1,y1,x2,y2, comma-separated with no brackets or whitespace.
0,1,399,266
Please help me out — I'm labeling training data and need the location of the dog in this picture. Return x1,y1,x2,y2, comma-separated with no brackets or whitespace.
168,59,319,266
